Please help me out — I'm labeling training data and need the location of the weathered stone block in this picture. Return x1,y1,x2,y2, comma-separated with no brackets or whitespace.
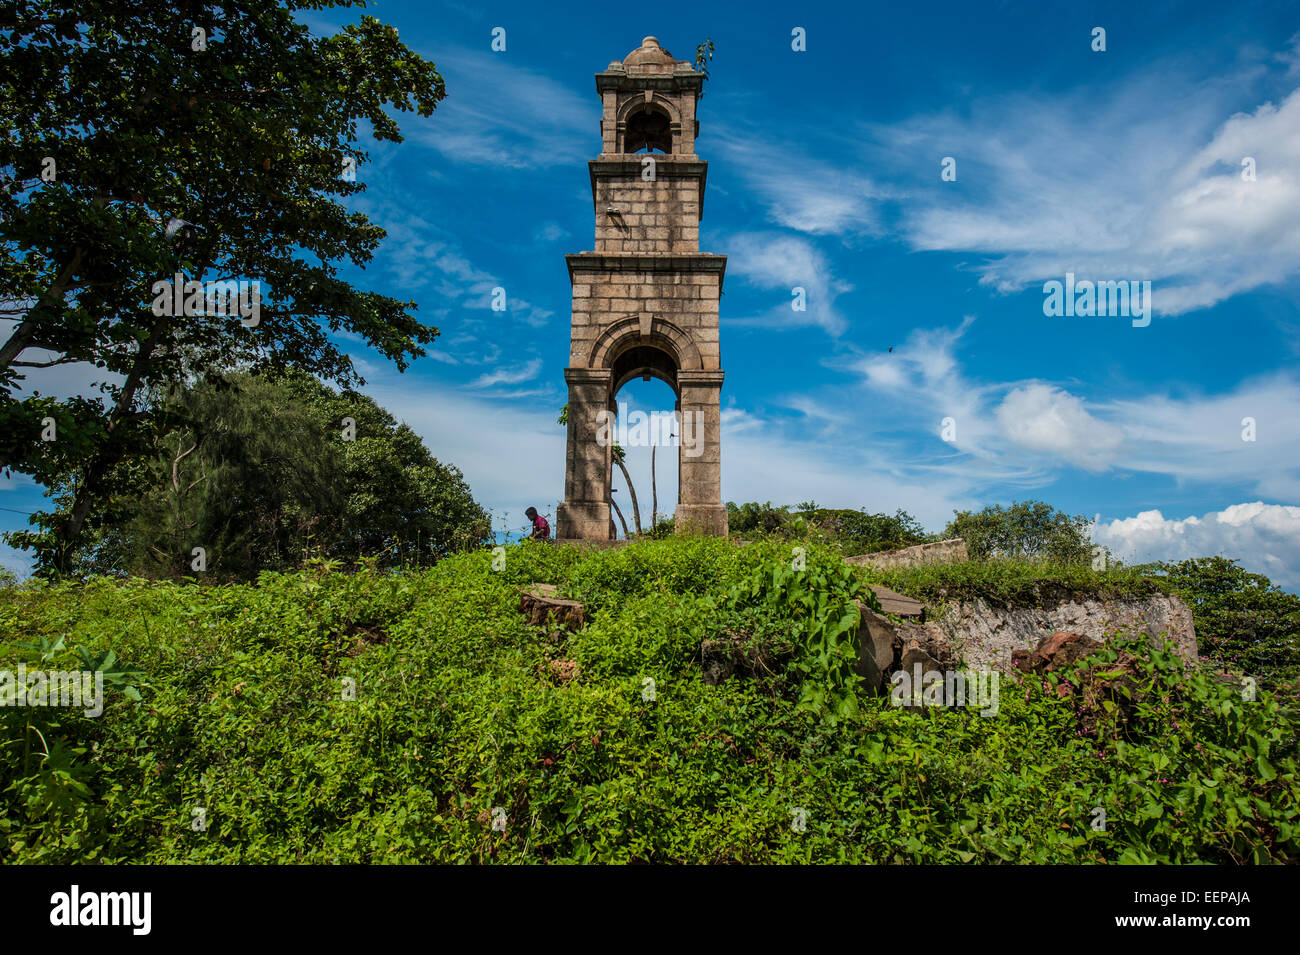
519,584,586,630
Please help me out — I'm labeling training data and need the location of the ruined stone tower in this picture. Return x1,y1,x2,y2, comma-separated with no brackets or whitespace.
556,37,728,540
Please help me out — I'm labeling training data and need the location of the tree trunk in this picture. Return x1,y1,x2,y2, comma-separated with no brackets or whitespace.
0,248,86,374
609,491,630,540
55,318,170,572
651,444,658,528
613,455,642,535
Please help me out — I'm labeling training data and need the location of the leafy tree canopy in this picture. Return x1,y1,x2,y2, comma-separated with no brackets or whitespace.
1146,556,1300,691
0,0,446,570
9,369,490,579
943,500,1093,565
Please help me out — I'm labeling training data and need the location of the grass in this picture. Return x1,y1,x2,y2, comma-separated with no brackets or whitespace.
861,558,1169,612
0,536,1295,864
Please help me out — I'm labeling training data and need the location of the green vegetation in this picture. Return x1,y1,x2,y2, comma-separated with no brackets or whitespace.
8,372,490,580
861,559,1169,612
727,498,1094,564
1,1,445,571
1145,557,1300,692
942,500,1094,564
2,535,1295,863
738,500,1300,696
726,501,928,554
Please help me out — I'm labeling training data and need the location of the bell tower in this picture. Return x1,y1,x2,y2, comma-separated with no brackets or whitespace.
556,37,728,540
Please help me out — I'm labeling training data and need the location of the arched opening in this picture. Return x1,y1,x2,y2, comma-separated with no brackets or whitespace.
623,105,672,153
607,374,680,539
609,342,678,395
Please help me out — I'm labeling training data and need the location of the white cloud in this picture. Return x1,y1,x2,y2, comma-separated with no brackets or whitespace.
0,540,33,581
295,362,1300,591
845,316,1015,474
409,48,595,169
1093,502,1300,591
1101,374,1300,500
996,384,1124,470
364,381,566,530
0,320,119,401
1276,31,1300,79
469,358,542,388
357,202,555,327
0,471,34,491
714,133,889,235
721,421,972,531
862,55,1300,314
838,317,1300,497
362,368,975,539
723,232,852,335
533,222,570,243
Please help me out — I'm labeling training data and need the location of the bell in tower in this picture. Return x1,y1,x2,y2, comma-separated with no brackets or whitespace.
555,37,728,540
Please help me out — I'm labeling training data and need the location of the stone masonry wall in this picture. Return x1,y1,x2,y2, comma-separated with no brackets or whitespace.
927,594,1199,672
846,538,970,570
568,265,721,369
593,162,703,255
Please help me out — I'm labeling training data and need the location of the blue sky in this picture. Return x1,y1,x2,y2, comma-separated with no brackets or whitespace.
5,0,1300,587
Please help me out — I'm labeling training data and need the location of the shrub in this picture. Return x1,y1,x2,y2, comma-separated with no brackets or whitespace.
943,500,1093,565
0,535,1294,863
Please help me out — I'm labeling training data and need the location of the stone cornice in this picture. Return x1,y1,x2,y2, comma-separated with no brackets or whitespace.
595,70,703,95
564,367,613,385
566,252,727,285
677,369,725,387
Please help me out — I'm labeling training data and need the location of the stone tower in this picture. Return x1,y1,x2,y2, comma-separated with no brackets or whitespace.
556,36,728,540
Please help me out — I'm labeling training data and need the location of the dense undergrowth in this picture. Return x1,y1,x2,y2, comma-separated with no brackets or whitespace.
1,536,1296,863
865,559,1170,610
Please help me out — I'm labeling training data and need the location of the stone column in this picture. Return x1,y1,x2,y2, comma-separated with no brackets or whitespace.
556,367,613,539
674,370,727,535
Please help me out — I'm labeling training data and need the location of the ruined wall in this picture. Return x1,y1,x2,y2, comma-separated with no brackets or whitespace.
929,594,1198,672
846,538,969,570
857,591,1198,688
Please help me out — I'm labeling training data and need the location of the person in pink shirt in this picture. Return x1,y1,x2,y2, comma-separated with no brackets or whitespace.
525,507,550,540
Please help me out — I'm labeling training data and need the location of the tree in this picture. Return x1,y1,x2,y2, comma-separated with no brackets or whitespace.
943,500,1092,564
11,370,490,579
608,489,630,540
806,507,928,554
726,501,791,535
611,443,642,536
559,403,644,538
725,502,929,553
0,1,446,572
1148,556,1300,690
650,442,659,527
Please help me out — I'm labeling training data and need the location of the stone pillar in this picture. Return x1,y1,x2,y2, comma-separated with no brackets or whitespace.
674,370,727,535
559,39,726,541
556,367,613,539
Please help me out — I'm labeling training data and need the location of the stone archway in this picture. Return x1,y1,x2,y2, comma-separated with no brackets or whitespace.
556,38,727,540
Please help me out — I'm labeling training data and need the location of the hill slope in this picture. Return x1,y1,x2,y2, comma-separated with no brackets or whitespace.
1,537,1296,863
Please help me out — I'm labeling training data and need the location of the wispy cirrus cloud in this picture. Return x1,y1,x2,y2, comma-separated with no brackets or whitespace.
854,52,1300,315
713,132,892,236
469,358,542,388
357,200,554,328
410,47,595,169
832,316,1300,498
722,232,853,336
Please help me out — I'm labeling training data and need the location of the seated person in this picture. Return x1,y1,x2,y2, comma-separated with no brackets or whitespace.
524,506,550,540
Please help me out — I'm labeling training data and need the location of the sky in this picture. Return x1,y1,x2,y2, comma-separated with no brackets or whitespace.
4,0,1300,588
